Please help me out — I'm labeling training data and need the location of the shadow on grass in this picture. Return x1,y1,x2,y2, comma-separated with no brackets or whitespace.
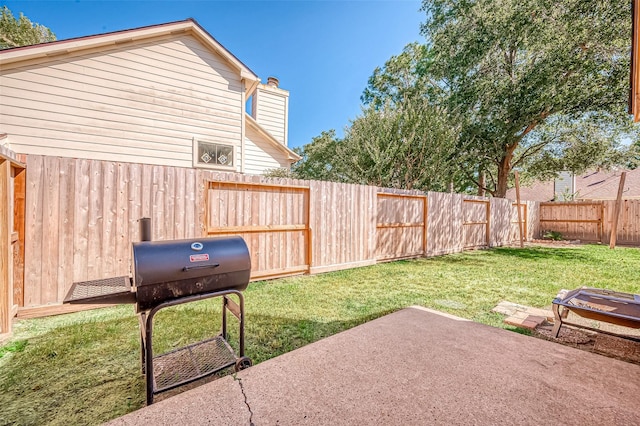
487,246,595,262
0,308,395,426
402,246,595,265
406,255,496,268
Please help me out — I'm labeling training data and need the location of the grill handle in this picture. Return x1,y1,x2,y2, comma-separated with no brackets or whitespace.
182,263,220,272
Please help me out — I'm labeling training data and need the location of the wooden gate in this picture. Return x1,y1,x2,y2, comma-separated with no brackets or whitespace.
463,199,490,248
205,180,311,280
539,202,604,242
0,146,25,336
376,192,427,261
608,200,640,245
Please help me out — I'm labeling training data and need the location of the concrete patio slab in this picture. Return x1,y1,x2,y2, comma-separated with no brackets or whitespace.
109,306,640,425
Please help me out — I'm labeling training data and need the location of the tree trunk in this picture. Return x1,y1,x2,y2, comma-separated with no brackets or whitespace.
495,156,511,198
477,170,485,196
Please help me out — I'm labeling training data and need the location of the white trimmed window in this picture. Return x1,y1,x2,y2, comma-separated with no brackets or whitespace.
193,138,235,170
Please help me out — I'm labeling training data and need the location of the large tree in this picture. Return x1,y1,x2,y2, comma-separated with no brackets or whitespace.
518,112,639,181
0,6,56,49
288,98,464,192
628,138,640,169
338,97,462,191
422,0,632,197
362,43,436,109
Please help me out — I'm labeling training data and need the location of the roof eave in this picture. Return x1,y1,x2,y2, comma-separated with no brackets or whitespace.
0,18,260,83
245,114,301,162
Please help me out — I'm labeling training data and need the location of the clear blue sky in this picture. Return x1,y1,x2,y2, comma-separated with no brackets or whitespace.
3,0,425,149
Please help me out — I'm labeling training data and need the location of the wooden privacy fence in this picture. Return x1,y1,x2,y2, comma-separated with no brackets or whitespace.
540,201,640,244
16,155,539,314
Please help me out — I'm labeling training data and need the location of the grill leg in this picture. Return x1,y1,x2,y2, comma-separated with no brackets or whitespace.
144,311,155,405
222,296,227,341
139,313,146,374
238,292,245,356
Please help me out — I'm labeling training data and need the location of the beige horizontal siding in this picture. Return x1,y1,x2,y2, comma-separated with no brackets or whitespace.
253,88,287,146
244,126,290,175
0,35,243,167
1,99,242,140
2,72,241,121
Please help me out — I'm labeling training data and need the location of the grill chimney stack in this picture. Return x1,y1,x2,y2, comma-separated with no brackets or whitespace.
139,217,151,242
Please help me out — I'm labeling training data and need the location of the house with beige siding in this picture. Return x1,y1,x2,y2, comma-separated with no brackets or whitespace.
0,19,300,173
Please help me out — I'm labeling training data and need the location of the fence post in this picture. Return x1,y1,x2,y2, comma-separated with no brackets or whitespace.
609,172,627,249
515,171,524,248
0,159,10,334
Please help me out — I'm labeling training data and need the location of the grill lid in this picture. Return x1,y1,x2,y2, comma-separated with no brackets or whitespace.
132,236,250,287
132,236,251,311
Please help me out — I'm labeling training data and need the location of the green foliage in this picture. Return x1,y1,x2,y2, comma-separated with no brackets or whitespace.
338,97,462,191
0,6,56,49
292,99,466,192
421,0,632,197
516,112,639,182
262,168,295,179
542,230,563,241
628,139,640,170
290,130,344,182
362,43,437,108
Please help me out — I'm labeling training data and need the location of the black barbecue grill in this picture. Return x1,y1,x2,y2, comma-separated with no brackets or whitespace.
64,231,253,404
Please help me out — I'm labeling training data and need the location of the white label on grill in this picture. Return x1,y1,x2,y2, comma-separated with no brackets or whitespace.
190,254,209,262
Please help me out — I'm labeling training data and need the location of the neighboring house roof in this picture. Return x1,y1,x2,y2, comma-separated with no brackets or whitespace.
507,179,555,202
506,169,640,201
245,114,301,162
0,18,260,92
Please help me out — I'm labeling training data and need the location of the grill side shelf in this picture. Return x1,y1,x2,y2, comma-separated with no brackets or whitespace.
63,276,136,305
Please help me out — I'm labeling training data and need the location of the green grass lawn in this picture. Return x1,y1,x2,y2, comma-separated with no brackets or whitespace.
1,244,639,425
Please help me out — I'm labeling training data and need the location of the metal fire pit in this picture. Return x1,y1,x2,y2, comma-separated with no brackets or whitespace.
64,234,252,404
552,287,640,341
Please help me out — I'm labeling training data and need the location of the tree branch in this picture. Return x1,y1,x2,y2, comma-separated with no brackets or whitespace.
0,34,18,48
511,140,551,168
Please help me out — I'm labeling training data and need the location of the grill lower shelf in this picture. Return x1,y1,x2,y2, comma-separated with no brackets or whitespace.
153,336,237,393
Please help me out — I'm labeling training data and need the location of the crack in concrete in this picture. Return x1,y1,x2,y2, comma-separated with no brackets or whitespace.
234,374,255,426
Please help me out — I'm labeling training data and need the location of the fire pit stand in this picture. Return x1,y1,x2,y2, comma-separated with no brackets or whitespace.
139,289,251,404
552,287,640,342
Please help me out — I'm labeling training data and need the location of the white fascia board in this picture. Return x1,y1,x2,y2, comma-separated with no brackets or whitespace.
245,114,301,162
